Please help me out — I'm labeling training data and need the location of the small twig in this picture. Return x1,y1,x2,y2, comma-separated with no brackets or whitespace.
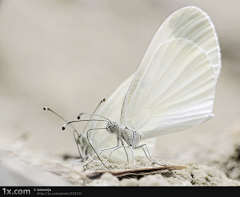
84,165,187,181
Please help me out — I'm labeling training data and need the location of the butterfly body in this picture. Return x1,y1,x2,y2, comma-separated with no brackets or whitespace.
106,121,142,148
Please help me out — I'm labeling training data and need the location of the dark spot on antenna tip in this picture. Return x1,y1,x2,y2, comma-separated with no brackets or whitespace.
78,113,84,119
103,98,106,102
62,126,65,130
43,106,48,110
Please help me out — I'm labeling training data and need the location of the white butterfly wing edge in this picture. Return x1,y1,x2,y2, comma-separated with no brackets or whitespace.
121,6,221,140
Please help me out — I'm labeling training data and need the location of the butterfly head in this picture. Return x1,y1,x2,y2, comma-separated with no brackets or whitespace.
106,121,120,134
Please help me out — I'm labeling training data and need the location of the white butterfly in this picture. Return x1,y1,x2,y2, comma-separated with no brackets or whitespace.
63,6,221,168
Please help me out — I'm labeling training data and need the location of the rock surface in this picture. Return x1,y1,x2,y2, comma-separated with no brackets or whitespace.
1,149,239,186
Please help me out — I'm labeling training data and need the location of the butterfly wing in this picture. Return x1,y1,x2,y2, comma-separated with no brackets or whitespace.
84,74,156,163
121,6,221,140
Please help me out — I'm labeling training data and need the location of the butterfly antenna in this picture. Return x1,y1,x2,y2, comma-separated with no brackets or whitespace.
62,119,109,130
78,113,111,123
43,107,79,133
82,98,106,134
43,106,83,158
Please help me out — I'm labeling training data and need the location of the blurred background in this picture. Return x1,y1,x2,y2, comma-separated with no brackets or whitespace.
0,0,240,163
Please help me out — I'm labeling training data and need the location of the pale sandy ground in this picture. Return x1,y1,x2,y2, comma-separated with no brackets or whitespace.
0,0,240,186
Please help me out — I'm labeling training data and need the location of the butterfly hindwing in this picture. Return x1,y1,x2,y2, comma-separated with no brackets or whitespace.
121,6,221,140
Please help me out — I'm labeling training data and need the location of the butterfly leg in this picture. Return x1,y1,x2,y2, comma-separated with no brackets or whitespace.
98,145,125,169
135,144,166,166
83,137,120,169
83,146,116,168
130,146,136,169
73,130,85,160
119,138,129,164
85,128,111,170
69,154,91,168
98,137,130,169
